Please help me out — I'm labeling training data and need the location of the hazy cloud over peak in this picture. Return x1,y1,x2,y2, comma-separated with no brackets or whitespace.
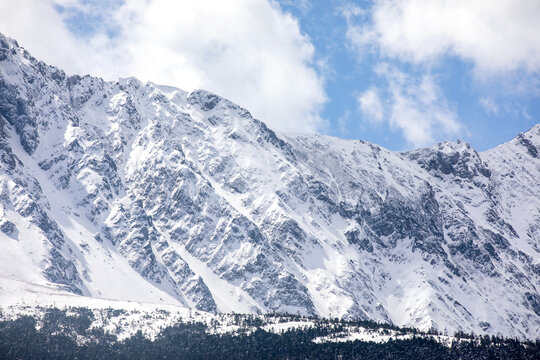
357,87,384,123
370,64,464,147
0,0,327,133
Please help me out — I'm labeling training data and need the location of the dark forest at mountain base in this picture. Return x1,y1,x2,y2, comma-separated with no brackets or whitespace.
0,308,538,359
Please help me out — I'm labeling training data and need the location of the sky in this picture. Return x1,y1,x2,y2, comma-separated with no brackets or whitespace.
0,0,539,150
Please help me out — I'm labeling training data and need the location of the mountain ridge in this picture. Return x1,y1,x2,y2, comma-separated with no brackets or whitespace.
0,32,538,339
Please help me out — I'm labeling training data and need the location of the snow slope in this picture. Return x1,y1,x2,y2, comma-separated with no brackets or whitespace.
0,33,538,339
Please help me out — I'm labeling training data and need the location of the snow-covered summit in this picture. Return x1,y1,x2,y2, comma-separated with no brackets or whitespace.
0,33,539,339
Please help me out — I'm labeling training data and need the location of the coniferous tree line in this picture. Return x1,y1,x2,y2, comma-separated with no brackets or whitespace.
0,307,538,359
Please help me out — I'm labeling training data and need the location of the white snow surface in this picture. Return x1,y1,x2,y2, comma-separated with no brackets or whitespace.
0,33,539,340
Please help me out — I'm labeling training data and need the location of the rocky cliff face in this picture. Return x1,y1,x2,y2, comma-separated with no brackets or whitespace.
0,33,538,339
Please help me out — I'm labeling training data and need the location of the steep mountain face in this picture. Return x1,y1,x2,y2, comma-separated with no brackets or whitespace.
0,33,538,339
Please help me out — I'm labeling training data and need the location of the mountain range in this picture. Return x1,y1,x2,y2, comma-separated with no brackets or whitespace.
0,33,538,339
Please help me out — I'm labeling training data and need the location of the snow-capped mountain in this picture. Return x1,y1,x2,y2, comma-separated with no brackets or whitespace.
0,33,538,339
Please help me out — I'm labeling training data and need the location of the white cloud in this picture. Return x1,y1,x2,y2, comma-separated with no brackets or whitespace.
357,87,384,123
479,98,499,115
347,0,540,75
0,0,327,133
342,3,365,20
374,64,464,147
337,109,350,135
280,0,312,14
0,0,94,72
